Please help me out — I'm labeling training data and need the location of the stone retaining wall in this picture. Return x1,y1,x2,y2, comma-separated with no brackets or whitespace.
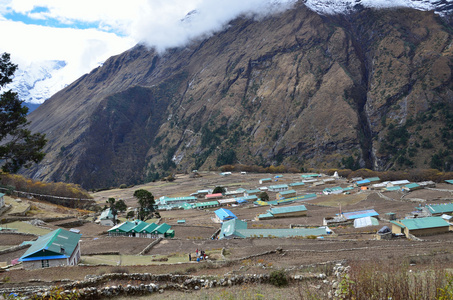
0,243,30,255
0,272,327,299
139,237,163,255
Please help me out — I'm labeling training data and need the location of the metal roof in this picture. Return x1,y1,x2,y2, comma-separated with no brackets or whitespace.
153,223,171,234
20,228,81,262
108,220,142,232
219,219,328,239
100,208,114,220
342,209,379,220
269,184,289,189
356,179,370,185
214,208,237,221
398,217,450,230
403,183,420,189
366,177,381,182
139,223,158,233
193,201,219,208
301,174,321,178
445,180,453,184
289,182,305,186
245,189,261,194
269,205,307,215
427,203,453,214
279,189,296,195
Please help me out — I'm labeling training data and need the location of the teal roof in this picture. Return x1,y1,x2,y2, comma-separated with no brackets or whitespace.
193,201,219,208
366,177,381,182
160,196,197,204
139,223,158,233
269,205,307,215
279,189,296,195
100,208,114,220
260,178,272,181
130,221,149,233
245,189,261,194
0,193,4,197
289,182,305,187
20,228,81,262
385,186,401,191
445,180,453,184
398,217,450,230
427,203,453,214
258,212,274,219
301,174,321,178
403,183,420,189
323,186,343,192
153,223,171,234
108,220,142,233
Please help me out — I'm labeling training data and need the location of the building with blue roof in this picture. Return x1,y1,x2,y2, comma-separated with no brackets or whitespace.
341,209,379,220
19,228,81,269
214,208,237,223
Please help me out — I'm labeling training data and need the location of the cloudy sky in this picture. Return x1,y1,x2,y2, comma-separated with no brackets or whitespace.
0,0,297,103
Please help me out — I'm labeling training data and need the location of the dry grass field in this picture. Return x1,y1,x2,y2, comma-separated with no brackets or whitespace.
2,172,453,298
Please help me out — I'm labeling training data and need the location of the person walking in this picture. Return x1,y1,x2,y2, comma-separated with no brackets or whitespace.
189,253,191,261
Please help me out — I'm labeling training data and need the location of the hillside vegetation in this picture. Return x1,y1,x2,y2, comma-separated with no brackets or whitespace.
25,3,453,189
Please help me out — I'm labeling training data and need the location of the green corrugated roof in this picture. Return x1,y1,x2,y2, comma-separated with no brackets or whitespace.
269,205,307,215
427,203,453,214
193,201,219,208
108,220,142,233
323,186,343,192
245,189,261,194
301,174,321,178
366,177,381,182
279,189,296,195
258,212,274,219
20,228,81,261
153,223,171,234
403,183,420,189
260,178,272,181
289,182,305,186
139,223,158,233
445,180,453,184
385,186,401,191
399,217,449,230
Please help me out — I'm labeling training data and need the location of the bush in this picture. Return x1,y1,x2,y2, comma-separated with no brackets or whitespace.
269,270,288,287
119,184,127,189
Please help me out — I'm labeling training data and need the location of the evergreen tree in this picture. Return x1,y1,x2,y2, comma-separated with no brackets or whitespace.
0,53,46,173
134,189,155,221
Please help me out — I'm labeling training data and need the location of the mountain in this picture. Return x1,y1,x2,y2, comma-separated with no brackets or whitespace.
25,1,453,189
7,60,67,107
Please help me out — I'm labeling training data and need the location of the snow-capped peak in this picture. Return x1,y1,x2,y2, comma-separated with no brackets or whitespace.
304,0,453,15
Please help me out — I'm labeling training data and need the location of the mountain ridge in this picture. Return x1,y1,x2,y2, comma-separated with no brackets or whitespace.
25,2,453,188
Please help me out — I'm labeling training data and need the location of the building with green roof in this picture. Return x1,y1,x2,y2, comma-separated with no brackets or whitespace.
402,183,422,192
427,203,453,215
390,217,451,238
192,201,220,209
219,219,329,239
268,184,289,192
277,189,297,199
19,228,81,269
254,193,317,206
99,208,116,226
0,192,4,208
257,205,307,220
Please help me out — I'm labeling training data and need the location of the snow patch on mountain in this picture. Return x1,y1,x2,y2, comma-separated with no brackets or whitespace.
304,0,453,15
7,60,68,104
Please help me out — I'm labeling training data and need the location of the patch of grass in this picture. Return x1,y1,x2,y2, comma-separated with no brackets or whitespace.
3,221,51,236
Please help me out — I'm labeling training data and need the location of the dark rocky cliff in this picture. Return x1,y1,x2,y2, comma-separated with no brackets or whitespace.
25,3,453,188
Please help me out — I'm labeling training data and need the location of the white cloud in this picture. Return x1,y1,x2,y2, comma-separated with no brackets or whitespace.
0,0,298,103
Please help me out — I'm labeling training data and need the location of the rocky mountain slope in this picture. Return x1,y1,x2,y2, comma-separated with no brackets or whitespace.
25,2,453,189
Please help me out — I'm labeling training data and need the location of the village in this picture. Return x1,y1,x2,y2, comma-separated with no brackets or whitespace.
1,171,453,298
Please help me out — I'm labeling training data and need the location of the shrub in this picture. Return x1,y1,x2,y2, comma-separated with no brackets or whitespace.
269,270,288,287
119,184,127,189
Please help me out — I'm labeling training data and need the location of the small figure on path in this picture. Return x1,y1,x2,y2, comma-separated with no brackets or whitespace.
189,253,191,261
